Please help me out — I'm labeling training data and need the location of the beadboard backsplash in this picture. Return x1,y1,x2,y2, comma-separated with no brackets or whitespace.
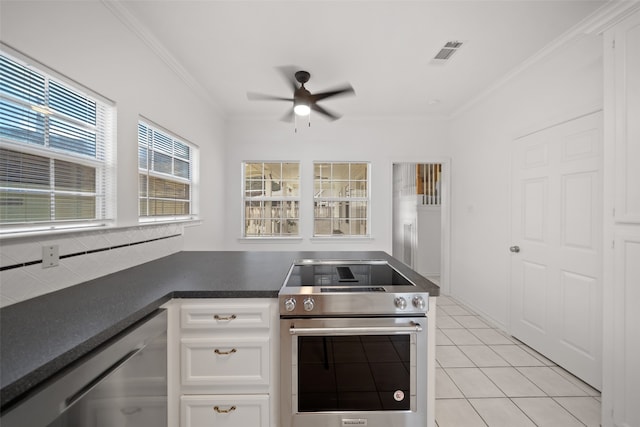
0,224,184,308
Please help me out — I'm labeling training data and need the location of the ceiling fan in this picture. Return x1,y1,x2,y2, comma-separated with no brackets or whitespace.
247,67,355,123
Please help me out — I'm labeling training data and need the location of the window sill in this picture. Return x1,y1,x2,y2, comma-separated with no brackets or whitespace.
138,218,202,227
0,222,112,241
237,236,304,243
310,236,374,243
0,219,197,242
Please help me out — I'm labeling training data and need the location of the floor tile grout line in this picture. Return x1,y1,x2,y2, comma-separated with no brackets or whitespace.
435,295,600,427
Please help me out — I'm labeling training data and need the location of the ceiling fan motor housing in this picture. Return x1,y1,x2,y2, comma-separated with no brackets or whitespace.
295,70,311,85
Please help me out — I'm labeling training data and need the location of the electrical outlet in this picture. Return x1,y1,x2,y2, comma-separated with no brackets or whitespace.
42,245,59,268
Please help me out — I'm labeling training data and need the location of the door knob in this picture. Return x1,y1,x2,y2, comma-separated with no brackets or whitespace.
509,246,520,253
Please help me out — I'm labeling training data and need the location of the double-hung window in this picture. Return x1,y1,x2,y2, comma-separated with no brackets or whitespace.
314,162,370,236
138,120,197,221
243,162,300,237
0,50,114,234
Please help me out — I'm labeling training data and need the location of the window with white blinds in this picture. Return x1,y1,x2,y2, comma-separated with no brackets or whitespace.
138,120,196,221
0,50,114,234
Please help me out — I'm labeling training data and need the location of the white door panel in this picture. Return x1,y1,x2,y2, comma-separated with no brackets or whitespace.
510,111,603,389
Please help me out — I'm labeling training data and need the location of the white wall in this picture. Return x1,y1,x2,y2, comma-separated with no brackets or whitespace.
211,116,450,252
448,33,604,327
0,0,225,305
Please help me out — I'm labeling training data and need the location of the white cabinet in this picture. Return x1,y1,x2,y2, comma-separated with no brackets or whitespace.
603,7,640,427
170,299,278,427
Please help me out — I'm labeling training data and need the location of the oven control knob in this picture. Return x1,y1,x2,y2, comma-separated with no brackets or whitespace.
284,298,297,312
303,297,315,312
412,296,426,310
394,297,407,310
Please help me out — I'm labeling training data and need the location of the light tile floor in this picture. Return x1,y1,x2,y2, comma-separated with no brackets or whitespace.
435,294,601,427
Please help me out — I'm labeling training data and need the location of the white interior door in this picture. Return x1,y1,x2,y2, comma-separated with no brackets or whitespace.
510,111,603,389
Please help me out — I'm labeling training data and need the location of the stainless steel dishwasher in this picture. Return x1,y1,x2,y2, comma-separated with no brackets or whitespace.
1,309,167,427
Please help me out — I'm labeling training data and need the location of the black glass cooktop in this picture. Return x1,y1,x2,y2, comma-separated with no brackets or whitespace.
284,262,415,288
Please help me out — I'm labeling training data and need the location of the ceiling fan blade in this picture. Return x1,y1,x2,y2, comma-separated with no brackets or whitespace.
276,65,301,92
280,108,295,122
311,84,355,102
311,103,341,121
247,92,293,102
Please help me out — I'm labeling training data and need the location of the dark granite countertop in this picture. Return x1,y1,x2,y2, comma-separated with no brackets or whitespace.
0,250,439,411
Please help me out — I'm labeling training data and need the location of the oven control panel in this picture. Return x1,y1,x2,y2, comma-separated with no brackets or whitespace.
279,293,429,316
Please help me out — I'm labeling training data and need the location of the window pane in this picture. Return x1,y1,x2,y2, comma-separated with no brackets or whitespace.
314,219,332,236
351,219,368,236
0,55,45,105
282,180,299,197
49,117,96,157
0,100,46,146
49,81,96,125
152,130,172,154
54,159,95,193
350,163,368,180
148,199,189,216
0,148,50,190
0,192,51,223
54,195,95,220
139,175,147,197
153,151,172,174
148,176,189,200
138,146,148,169
174,141,190,159
174,158,189,179
332,163,349,180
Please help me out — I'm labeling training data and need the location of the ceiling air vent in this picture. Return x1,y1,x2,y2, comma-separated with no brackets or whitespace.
432,41,464,63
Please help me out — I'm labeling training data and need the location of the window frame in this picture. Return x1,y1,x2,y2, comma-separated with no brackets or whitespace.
241,161,301,238
313,161,371,238
0,46,115,236
137,119,198,223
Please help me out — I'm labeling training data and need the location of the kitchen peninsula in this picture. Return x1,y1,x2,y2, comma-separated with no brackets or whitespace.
0,250,439,424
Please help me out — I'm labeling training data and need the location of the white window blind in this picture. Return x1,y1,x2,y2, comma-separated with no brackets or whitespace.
313,162,370,237
138,120,196,221
0,50,114,233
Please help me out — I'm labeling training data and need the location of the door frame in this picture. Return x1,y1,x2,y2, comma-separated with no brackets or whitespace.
391,158,451,296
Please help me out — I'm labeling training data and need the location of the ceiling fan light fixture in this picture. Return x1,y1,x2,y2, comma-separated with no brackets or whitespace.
294,103,311,116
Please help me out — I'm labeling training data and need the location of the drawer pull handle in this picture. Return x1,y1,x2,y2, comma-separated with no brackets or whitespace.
214,314,237,321
213,405,237,414
214,348,237,355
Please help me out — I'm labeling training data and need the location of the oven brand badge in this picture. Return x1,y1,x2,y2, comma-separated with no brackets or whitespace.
393,390,405,401
341,419,367,426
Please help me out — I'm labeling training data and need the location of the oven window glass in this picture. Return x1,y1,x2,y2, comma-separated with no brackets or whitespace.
297,335,410,412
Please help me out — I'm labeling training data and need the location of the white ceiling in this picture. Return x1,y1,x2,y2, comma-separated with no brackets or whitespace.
118,0,606,120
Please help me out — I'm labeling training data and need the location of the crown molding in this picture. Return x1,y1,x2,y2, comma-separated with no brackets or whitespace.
450,0,639,119
101,0,226,118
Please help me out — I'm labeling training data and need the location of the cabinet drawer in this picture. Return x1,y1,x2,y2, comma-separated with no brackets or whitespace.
181,395,269,427
181,301,271,330
181,337,269,391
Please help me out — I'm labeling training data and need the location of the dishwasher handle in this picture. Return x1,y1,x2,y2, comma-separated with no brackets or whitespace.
289,323,422,335
64,345,145,409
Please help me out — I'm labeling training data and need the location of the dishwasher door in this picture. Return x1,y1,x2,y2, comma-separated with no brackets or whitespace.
1,309,167,427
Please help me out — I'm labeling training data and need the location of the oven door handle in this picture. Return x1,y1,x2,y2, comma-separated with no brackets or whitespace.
289,322,422,335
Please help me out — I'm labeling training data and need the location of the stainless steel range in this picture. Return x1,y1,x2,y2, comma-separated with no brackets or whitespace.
279,259,430,427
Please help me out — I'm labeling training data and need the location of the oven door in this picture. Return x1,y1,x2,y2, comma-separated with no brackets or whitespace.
280,316,428,427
